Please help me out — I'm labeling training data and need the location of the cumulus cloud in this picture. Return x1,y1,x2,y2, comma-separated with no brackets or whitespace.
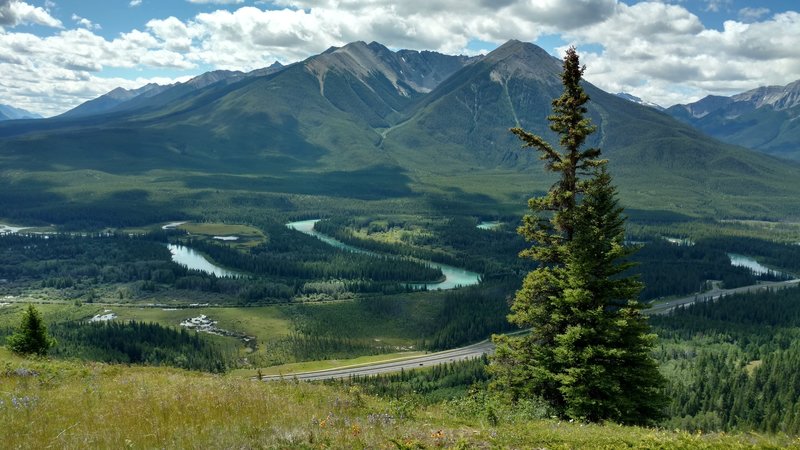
146,16,197,52
566,4,800,106
71,13,100,30
509,0,617,31
0,25,194,115
0,0,62,28
129,0,142,6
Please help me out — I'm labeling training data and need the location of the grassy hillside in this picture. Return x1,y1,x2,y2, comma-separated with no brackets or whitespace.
0,350,793,449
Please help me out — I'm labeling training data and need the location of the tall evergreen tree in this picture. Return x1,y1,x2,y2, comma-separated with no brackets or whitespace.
490,48,665,424
6,304,55,356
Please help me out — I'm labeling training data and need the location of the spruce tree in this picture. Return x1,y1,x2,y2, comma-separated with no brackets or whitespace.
491,47,665,424
6,304,55,356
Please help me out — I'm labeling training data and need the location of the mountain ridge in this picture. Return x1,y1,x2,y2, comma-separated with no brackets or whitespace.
0,104,42,121
666,79,800,160
0,40,798,220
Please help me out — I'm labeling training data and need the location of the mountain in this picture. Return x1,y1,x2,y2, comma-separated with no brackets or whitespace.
0,40,798,222
615,92,664,110
59,71,241,119
60,83,171,118
59,65,287,120
0,104,41,121
381,39,800,218
666,80,800,160
0,41,476,181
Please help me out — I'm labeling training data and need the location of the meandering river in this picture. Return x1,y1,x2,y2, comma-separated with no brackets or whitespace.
13,219,782,288
728,253,784,276
167,244,239,278
286,219,481,290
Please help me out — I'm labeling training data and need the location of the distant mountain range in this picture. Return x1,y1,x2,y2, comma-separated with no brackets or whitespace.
666,80,800,160
0,104,41,121
60,63,285,119
0,40,798,220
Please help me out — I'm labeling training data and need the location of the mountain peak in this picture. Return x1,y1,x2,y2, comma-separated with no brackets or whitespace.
305,40,468,98
482,40,561,83
485,40,554,62
247,61,285,78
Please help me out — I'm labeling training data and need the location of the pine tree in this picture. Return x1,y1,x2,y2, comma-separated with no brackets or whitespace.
6,304,55,356
490,47,665,424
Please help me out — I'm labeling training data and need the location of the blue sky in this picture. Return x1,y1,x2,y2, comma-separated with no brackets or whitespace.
2,0,799,115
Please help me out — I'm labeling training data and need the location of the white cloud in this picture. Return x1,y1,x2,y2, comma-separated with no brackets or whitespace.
0,26,194,115
129,0,142,7
2,0,800,115
509,0,617,31
565,3,800,107
71,13,100,31
704,0,732,13
738,7,770,22
0,0,62,28
146,16,197,52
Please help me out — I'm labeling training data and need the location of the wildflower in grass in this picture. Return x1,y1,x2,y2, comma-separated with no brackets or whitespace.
11,395,37,409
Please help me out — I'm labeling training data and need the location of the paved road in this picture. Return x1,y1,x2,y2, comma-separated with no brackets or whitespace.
259,340,494,382
259,278,800,382
646,278,800,315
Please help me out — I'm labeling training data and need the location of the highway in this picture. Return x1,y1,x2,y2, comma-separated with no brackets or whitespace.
645,278,800,315
259,278,800,382
260,339,494,381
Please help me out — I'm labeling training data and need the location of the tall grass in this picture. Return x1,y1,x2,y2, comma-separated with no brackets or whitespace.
0,352,793,449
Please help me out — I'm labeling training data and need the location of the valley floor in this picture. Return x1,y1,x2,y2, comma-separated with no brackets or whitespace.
1,350,795,449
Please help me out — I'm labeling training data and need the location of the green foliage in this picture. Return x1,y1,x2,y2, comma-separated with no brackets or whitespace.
491,48,664,425
48,320,233,372
632,237,791,299
344,356,492,402
6,305,55,356
314,215,531,276
187,232,443,285
0,232,297,304
653,285,800,433
286,278,517,351
0,355,790,449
